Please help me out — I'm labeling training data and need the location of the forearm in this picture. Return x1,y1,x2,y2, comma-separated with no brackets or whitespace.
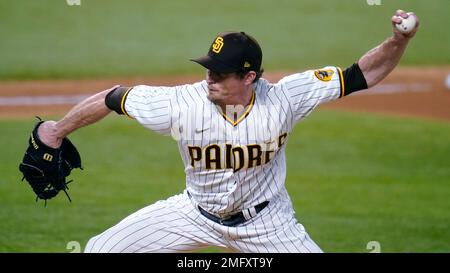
358,36,409,88
57,90,112,134
358,10,419,88
39,86,119,148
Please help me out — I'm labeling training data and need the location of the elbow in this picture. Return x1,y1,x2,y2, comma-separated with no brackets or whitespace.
364,73,382,88
358,60,383,88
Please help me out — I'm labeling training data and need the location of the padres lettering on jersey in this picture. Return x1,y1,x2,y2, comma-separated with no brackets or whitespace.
187,132,287,172
122,66,343,216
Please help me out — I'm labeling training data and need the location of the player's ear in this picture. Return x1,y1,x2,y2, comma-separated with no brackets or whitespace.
244,71,257,85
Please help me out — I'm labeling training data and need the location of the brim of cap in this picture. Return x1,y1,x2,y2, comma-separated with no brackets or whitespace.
190,55,239,73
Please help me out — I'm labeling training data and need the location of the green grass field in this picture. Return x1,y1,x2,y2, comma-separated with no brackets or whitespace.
1,110,449,252
0,0,449,80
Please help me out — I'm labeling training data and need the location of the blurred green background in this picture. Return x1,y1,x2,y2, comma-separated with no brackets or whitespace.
0,0,449,253
2,112,449,252
0,0,449,80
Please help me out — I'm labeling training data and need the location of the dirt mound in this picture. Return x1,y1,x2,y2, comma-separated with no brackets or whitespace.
1,67,449,121
325,66,450,121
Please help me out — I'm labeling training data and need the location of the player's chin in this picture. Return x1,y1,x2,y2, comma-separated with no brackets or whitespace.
207,90,221,102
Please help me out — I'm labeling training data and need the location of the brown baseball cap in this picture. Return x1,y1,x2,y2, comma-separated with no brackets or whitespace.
191,31,262,73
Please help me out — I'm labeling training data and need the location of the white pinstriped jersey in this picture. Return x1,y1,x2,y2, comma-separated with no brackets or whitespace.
123,66,344,218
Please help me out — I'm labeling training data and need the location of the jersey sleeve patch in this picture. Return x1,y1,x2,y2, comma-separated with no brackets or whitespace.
278,66,342,125
314,68,334,82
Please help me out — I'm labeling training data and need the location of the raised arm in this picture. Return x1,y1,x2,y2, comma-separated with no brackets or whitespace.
358,10,419,88
37,85,119,148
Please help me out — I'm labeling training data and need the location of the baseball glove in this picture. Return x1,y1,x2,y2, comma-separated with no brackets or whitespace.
19,119,82,203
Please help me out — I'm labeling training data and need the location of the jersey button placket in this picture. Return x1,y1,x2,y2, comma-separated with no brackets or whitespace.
231,125,239,178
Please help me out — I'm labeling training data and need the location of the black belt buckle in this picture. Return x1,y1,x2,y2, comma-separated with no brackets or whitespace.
198,201,269,227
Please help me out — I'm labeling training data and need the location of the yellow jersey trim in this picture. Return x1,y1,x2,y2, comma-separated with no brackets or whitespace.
337,67,345,98
222,91,255,127
120,87,133,118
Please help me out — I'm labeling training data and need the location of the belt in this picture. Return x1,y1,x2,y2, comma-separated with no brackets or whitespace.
197,201,269,227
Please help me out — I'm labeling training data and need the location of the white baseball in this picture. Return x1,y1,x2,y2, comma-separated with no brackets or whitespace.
395,13,417,34
445,74,450,90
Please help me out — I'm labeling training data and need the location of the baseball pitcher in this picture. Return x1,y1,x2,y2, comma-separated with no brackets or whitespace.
19,10,419,252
